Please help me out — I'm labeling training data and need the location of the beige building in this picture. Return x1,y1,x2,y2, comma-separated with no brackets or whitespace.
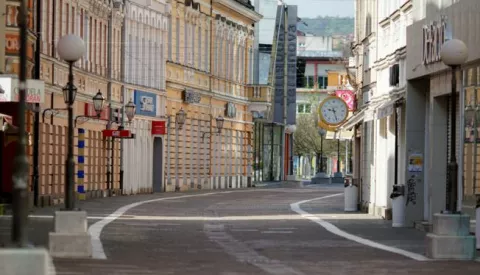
34,0,125,204
165,0,261,191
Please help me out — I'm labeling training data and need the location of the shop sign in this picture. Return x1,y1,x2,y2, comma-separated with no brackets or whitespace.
84,103,110,120
102,129,132,138
422,15,451,65
151,121,166,135
134,90,157,117
0,77,45,103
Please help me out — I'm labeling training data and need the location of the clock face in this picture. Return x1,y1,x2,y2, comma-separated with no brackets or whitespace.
319,97,348,125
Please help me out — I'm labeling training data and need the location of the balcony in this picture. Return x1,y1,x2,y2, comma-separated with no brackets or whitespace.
247,85,271,118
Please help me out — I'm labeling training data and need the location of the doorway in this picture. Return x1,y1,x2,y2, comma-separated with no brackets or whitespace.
153,137,163,192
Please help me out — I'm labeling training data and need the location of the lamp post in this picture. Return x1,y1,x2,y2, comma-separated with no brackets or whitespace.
439,38,468,213
11,0,29,247
174,108,186,192
318,128,326,174
57,34,86,211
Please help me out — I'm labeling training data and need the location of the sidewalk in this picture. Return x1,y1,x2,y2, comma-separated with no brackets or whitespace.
299,189,478,258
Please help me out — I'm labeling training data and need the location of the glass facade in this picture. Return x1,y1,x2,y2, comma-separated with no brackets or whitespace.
253,121,283,182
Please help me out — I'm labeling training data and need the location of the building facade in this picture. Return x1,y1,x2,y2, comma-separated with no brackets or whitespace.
0,0,40,204
165,0,261,191
405,0,479,227
344,0,379,215
352,0,412,218
122,0,169,194
33,0,125,205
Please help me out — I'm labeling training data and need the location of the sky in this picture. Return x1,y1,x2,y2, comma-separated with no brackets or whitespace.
283,0,354,18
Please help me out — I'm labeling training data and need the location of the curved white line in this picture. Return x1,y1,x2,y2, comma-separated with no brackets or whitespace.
290,193,430,261
88,192,231,259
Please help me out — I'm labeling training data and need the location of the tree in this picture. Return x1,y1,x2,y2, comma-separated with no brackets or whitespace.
293,105,346,159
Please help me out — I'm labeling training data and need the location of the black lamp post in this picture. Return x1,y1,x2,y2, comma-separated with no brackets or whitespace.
318,128,326,173
57,34,86,211
11,0,29,246
439,39,468,213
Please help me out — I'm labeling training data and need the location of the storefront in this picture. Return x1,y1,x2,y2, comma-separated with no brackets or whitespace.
0,76,44,202
405,0,480,226
252,120,283,182
123,89,167,194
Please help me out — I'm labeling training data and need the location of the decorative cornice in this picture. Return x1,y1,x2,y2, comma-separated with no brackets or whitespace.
213,0,262,22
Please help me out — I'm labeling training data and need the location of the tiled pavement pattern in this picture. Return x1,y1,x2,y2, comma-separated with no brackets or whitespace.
0,184,479,274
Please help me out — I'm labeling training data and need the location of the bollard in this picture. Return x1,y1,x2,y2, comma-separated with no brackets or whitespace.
390,185,406,227
344,177,358,212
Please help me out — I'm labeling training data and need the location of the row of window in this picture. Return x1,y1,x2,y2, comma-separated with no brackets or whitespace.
41,0,123,79
297,103,312,114
297,76,328,89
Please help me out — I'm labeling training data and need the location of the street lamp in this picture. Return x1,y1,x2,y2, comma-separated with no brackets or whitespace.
202,115,225,141
92,90,106,116
318,128,327,174
125,99,136,123
215,116,225,133
57,34,86,211
440,39,468,213
440,38,468,213
176,108,186,129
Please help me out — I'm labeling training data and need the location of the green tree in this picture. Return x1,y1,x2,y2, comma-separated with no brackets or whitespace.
293,103,346,159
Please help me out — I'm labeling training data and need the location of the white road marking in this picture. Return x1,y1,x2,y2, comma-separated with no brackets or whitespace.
268,227,297,230
230,229,258,232
261,231,293,234
290,193,430,261
204,222,304,275
88,191,233,259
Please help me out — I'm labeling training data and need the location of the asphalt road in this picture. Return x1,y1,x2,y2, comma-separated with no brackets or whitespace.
4,185,480,274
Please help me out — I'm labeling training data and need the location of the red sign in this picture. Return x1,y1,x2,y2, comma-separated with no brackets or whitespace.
151,121,166,135
84,103,109,120
102,129,132,138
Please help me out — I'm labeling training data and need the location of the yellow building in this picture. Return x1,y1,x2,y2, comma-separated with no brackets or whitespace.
165,0,262,191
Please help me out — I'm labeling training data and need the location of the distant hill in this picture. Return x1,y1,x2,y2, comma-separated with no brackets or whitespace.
298,16,354,37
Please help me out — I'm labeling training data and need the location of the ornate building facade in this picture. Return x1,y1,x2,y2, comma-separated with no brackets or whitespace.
34,0,125,204
165,0,261,191
122,0,169,194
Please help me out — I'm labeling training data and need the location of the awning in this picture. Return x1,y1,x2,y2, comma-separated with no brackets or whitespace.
376,96,405,120
326,129,354,140
340,108,366,131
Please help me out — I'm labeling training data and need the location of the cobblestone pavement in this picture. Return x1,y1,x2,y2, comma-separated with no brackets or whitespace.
1,185,479,274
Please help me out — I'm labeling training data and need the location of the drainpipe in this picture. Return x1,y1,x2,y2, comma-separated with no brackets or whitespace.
119,4,126,194
394,105,398,186
107,9,114,196
33,0,42,207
